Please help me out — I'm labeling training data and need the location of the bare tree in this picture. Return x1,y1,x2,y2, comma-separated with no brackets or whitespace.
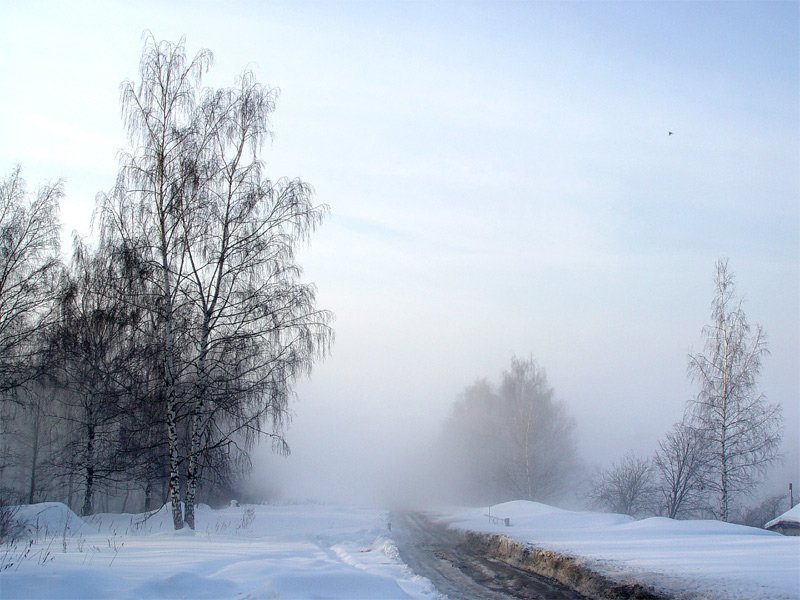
0,166,62,393
52,238,146,515
498,357,579,502
99,35,212,529
687,258,782,522
588,452,655,517
653,421,709,519
99,35,331,528
0,382,62,505
439,356,579,504
737,491,789,528
179,72,331,528
438,379,505,503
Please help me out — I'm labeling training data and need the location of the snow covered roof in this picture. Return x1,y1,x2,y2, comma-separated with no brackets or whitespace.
765,503,800,529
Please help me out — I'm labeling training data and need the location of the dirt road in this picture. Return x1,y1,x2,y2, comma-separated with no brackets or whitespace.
391,512,589,600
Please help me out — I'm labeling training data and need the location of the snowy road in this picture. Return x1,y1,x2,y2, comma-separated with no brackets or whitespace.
392,512,589,600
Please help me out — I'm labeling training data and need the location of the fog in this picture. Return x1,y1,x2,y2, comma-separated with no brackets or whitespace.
2,2,798,512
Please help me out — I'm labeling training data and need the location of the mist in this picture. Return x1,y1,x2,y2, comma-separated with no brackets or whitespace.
1,1,796,518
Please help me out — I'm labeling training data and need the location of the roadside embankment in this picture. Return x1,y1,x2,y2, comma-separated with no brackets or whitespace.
461,530,671,600
440,501,799,600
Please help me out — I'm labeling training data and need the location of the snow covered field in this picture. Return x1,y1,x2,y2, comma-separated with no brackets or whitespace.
1,502,440,599
2,501,798,599
441,501,800,600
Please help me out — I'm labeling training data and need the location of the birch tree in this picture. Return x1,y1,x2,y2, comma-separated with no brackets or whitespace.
180,72,331,529
687,258,782,522
499,357,578,502
53,238,144,515
0,166,62,393
99,35,331,528
99,35,212,529
439,356,579,504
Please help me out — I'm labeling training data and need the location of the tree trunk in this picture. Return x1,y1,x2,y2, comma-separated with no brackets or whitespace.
184,412,199,530
28,401,41,504
167,396,183,529
165,317,184,529
185,319,210,530
81,411,95,517
161,232,183,530
720,327,730,523
120,487,131,513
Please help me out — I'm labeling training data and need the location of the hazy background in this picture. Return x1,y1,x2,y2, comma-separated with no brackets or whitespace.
2,1,798,507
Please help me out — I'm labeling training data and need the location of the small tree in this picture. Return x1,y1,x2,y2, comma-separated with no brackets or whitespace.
653,421,709,519
588,452,655,517
687,258,782,521
737,492,788,528
52,238,146,516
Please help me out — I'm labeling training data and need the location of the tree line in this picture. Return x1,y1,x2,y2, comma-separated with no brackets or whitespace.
438,260,785,525
0,35,332,531
587,259,785,524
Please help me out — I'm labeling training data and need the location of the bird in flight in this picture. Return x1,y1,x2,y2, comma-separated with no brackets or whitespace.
668,131,674,136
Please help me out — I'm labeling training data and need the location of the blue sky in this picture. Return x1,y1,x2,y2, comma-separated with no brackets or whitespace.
1,1,798,503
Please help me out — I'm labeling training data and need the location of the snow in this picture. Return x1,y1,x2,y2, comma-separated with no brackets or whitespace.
11,503,99,538
3,500,799,599
1,503,441,600
441,500,800,600
767,503,800,529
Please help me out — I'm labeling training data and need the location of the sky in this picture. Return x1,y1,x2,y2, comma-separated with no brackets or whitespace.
1,1,798,506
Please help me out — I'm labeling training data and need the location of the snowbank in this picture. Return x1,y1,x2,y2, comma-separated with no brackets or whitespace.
11,502,98,539
1,503,441,600
441,500,800,600
5,501,797,599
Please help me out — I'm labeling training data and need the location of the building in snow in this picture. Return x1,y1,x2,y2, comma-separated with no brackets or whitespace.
765,504,800,536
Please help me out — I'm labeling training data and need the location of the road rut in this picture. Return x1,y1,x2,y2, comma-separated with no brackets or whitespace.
391,512,589,600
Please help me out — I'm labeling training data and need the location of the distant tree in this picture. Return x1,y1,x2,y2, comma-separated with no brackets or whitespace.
0,382,62,505
653,421,710,519
53,238,145,516
0,166,62,393
498,358,579,501
687,258,782,522
440,356,579,504
439,379,505,502
17,384,60,505
737,492,788,529
588,452,655,517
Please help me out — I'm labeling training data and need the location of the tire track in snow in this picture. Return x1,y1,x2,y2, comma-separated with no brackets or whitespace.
391,512,589,600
